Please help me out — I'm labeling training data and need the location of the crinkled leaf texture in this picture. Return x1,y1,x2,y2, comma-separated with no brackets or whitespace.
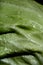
0,0,43,65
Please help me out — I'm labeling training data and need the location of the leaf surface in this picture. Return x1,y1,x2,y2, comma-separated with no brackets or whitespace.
0,0,43,65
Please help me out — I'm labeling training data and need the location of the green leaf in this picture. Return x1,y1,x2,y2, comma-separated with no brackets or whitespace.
0,0,43,65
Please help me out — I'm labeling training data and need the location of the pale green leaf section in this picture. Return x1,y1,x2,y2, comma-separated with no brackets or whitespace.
0,0,43,65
